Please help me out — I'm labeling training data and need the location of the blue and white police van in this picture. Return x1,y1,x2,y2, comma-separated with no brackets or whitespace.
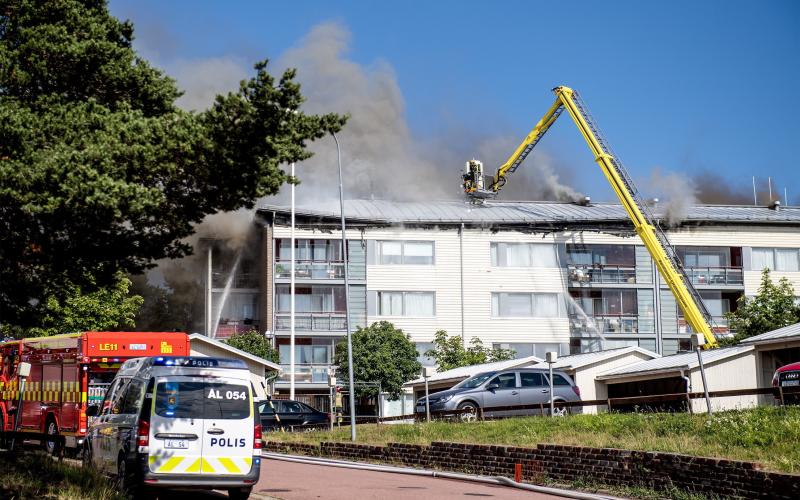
83,356,261,499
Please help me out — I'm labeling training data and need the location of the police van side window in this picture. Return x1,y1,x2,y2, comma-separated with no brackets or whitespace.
100,378,125,416
120,379,146,415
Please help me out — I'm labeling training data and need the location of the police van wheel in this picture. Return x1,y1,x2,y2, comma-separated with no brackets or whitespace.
228,486,252,500
81,443,93,469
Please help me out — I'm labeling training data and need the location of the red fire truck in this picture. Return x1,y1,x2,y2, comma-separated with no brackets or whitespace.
0,331,190,452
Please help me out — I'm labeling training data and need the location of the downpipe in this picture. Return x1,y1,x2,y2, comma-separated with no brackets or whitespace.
262,452,619,500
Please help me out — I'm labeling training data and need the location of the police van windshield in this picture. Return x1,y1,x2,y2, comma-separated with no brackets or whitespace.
155,382,250,420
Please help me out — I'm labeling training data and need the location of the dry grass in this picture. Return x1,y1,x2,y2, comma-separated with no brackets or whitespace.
0,451,124,500
266,406,800,473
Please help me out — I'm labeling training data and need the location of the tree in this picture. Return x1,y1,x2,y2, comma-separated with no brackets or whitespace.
224,330,279,364
425,330,516,371
721,269,800,345
333,321,421,400
0,1,346,330
2,272,143,338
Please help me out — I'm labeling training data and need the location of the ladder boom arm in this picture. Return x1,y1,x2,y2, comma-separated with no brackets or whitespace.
480,86,718,348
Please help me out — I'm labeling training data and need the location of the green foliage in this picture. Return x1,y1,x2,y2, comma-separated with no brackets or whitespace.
224,329,279,364
721,269,800,346
3,272,143,338
334,321,421,400
0,0,346,330
424,330,516,371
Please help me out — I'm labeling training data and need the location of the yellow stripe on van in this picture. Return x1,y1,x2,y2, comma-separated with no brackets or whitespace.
185,458,202,473
158,456,184,473
244,457,252,468
201,458,215,473
217,457,240,474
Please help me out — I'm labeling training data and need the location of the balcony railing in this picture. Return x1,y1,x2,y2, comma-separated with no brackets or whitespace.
684,267,743,286
275,261,345,280
277,364,331,384
274,312,347,331
212,272,259,288
567,264,637,285
214,321,259,339
569,314,649,334
678,317,731,334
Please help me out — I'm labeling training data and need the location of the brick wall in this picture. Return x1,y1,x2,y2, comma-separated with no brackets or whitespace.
265,440,800,499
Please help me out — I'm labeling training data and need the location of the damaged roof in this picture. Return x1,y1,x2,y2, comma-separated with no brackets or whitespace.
259,199,800,228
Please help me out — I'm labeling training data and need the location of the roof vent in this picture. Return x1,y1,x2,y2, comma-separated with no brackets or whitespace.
576,196,591,206
769,200,781,211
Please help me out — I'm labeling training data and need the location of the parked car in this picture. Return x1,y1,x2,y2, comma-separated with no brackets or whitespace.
416,368,582,420
259,399,330,430
773,361,800,403
83,357,261,500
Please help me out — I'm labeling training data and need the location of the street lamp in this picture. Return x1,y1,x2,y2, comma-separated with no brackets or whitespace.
691,333,713,416
422,366,435,423
332,131,357,442
290,161,296,401
546,352,557,417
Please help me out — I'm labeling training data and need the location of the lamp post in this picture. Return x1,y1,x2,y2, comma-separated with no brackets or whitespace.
422,366,434,423
290,161,295,401
546,352,557,417
691,333,713,416
332,132,357,442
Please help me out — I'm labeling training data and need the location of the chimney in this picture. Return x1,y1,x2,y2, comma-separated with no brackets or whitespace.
769,200,781,211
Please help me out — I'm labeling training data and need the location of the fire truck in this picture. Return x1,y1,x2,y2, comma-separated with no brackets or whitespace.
0,331,190,453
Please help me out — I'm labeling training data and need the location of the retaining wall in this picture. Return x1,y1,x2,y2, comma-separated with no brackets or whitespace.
265,440,800,499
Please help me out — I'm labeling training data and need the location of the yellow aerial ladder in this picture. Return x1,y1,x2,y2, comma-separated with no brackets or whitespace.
463,86,718,348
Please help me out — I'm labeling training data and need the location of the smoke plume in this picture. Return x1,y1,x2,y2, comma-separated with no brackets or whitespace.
648,168,699,227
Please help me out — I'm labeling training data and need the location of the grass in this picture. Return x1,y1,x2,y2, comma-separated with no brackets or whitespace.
0,451,123,500
266,405,800,474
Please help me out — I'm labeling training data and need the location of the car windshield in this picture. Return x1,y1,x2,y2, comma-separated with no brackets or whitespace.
454,372,495,389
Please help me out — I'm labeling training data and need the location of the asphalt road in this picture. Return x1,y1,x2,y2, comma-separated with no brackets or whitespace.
252,458,562,499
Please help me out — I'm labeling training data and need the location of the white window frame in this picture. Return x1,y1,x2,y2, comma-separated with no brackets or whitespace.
376,291,436,317
491,292,560,318
752,247,800,271
490,242,557,268
376,240,435,265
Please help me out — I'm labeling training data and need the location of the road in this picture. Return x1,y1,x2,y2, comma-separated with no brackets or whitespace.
251,458,562,499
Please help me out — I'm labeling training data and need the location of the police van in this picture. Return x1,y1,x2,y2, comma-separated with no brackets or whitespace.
83,356,261,499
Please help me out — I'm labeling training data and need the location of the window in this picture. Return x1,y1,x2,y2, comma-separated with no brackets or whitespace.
565,244,634,266
277,239,343,262
752,248,800,271
120,379,145,415
276,285,346,313
549,374,571,387
377,291,435,316
520,372,545,387
155,382,250,420
489,373,517,388
491,293,560,318
491,243,557,267
376,241,434,265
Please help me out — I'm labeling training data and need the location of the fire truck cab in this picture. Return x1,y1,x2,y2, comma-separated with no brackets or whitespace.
0,331,189,453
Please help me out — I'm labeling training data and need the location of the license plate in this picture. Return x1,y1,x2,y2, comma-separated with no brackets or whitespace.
165,439,188,449
782,380,800,387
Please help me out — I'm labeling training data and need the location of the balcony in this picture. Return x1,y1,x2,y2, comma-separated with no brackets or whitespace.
568,264,637,285
569,314,647,334
678,317,731,335
214,321,258,339
684,267,743,286
277,364,331,384
275,261,345,280
212,272,259,289
275,312,347,331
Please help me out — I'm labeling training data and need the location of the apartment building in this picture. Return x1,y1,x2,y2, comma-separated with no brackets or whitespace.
208,199,800,398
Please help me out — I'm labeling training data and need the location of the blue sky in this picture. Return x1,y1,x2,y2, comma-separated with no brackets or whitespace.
110,0,799,205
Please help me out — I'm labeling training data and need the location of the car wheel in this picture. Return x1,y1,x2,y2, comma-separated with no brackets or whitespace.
81,443,94,469
457,402,479,422
44,419,60,456
228,486,253,500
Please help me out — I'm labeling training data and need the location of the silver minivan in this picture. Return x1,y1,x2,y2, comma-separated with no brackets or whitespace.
416,368,582,419
83,356,261,499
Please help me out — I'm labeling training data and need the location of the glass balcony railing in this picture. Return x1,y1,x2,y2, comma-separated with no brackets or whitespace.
275,261,345,280
212,272,259,288
567,264,637,285
214,321,259,339
274,312,347,331
684,267,743,286
569,314,649,334
277,364,331,384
